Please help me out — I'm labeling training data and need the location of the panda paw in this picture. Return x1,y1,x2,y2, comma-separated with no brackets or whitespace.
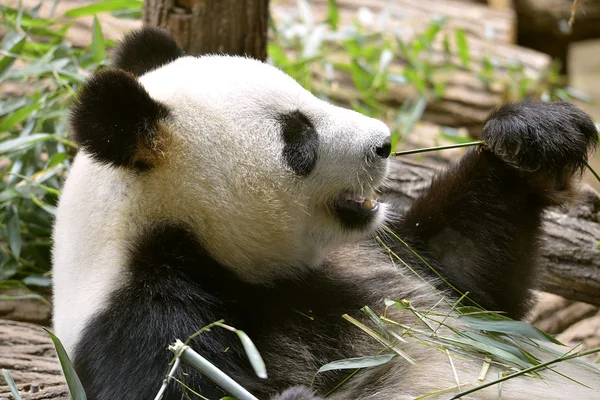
481,99,598,190
270,386,324,400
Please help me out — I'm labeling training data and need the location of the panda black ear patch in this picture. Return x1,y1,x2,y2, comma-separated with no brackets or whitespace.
112,27,184,76
70,68,171,170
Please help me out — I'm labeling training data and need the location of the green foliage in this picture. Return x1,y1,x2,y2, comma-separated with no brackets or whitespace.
64,0,143,18
0,2,107,291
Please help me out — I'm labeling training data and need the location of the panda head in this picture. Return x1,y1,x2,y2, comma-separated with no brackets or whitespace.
69,27,391,282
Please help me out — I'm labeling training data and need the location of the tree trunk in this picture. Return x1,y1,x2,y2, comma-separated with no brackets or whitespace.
143,0,270,60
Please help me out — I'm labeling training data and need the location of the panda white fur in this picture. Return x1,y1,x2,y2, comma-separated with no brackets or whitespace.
52,27,600,400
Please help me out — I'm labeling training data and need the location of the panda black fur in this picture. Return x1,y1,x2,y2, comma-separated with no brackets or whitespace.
52,27,600,400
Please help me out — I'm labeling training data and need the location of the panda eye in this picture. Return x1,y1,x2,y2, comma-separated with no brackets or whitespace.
278,111,319,177
279,111,314,140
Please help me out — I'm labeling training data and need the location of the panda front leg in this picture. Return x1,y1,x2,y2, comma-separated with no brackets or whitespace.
386,100,598,319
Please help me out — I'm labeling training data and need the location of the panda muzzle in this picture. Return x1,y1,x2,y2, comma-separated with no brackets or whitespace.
339,191,380,214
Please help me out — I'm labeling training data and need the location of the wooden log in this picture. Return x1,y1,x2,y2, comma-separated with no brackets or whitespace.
0,320,67,400
384,158,600,306
143,0,270,60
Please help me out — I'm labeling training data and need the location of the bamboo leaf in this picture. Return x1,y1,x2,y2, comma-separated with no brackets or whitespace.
459,316,563,345
0,134,53,154
441,335,529,368
455,29,470,68
327,0,339,30
47,152,68,168
0,98,28,117
0,103,40,132
43,329,87,400
343,314,416,365
0,189,19,203
6,205,22,259
65,0,142,18
30,193,57,215
462,332,539,366
235,330,267,379
0,36,26,80
91,16,105,64
423,18,446,46
318,354,396,373
2,369,22,400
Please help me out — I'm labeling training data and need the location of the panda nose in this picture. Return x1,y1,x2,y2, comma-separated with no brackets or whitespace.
374,137,392,159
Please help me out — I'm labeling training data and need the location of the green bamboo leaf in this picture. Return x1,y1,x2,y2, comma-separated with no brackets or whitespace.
343,314,416,365
91,16,105,64
455,29,470,68
2,369,22,400
65,0,143,17
0,103,40,132
327,0,339,30
318,354,396,373
0,189,19,203
441,335,530,368
23,275,53,288
0,99,28,117
442,33,451,58
235,330,267,379
361,306,392,339
0,36,26,80
404,69,426,94
462,332,539,366
459,316,563,345
0,293,48,302
0,134,52,153
16,0,24,29
30,193,57,215
6,205,22,259
482,56,494,76
47,152,68,168
44,329,87,400
423,18,446,46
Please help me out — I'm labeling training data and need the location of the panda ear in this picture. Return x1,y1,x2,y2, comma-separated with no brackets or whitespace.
69,68,171,170
112,27,184,76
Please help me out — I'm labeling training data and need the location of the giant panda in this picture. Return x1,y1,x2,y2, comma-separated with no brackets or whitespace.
52,27,599,400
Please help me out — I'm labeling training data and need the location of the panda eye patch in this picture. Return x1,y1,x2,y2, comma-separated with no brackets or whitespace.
278,111,319,177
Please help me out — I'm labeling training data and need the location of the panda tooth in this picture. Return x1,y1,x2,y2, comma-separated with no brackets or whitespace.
362,198,377,211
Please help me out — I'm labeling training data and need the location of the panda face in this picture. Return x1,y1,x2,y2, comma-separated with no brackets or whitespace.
67,30,390,283
137,56,390,281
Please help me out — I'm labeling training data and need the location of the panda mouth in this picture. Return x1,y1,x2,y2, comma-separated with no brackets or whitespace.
332,190,380,229
336,191,380,214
